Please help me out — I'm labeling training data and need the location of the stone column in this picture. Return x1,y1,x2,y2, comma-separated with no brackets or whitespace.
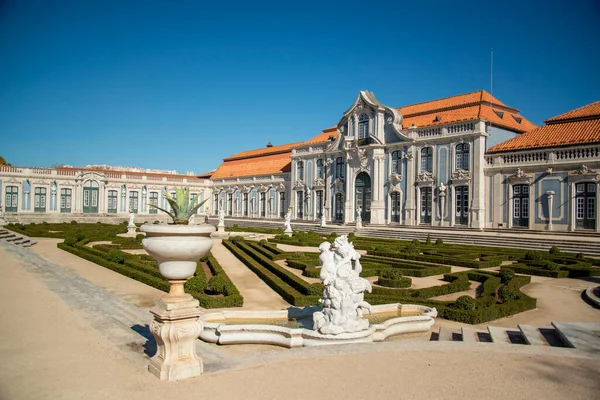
370,149,386,224
404,147,416,225
470,135,486,229
546,190,555,231
344,155,352,224
439,189,446,227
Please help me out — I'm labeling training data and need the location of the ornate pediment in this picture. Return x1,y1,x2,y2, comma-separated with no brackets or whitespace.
313,178,325,189
507,168,533,183
416,172,434,183
293,179,306,190
450,169,471,182
572,165,599,177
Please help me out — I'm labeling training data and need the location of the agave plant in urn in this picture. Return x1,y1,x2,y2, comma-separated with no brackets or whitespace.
141,187,215,300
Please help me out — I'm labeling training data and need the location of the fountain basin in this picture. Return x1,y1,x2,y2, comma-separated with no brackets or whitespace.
199,304,437,348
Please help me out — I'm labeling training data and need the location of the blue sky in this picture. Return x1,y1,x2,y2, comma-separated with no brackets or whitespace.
1,0,599,174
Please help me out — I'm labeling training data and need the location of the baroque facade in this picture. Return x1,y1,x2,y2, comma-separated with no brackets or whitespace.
2,91,598,233
0,165,210,223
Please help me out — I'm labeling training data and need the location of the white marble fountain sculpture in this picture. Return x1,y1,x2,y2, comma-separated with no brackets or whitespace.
312,235,373,334
199,234,438,347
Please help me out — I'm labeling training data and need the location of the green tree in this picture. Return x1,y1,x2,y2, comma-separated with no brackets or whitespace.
0,156,11,166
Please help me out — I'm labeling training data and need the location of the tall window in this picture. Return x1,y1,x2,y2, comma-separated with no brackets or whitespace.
149,192,158,214
316,190,324,218
108,190,118,213
227,193,233,216
421,147,433,173
260,192,266,217
296,191,304,219
316,159,324,179
5,186,18,212
213,194,219,213
60,188,72,213
297,161,304,181
243,193,248,216
391,151,401,174
455,143,470,171
34,187,47,213
129,191,139,213
335,193,344,221
335,157,344,179
279,192,285,218
358,114,369,139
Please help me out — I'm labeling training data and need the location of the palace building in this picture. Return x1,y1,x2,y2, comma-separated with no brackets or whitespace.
2,91,599,233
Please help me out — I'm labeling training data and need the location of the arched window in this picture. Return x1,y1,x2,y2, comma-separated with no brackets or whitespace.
421,147,433,173
358,114,369,139
297,161,304,181
455,143,470,171
335,157,344,179
316,159,324,179
391,151,401,174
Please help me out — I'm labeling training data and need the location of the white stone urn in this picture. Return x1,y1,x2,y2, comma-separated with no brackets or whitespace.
140,223,216,381
140,224,215,298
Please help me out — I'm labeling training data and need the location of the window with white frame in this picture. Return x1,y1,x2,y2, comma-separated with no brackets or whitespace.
297,161,304,181
455,143,470,171
335,157,344,179
358,114,369,139
391,151,401,174
421,147,433,173
316,159,324,179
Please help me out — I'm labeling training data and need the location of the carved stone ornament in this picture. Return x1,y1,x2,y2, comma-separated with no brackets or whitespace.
416,172,435,183
242,185,250,194
313,178,325,188
386,116,393,125
334,178,345,193
389,173,403,193
294,179,306,190
403,150,413,160
258,183,268,192
276,182,286,192
450,169,471,181
572,165,598,176
508,168,533,183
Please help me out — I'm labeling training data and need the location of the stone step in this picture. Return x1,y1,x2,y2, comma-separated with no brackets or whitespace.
460,327,480,343
518,324,550,346
487,326,511,344
438,326,457,341
552,322,600,354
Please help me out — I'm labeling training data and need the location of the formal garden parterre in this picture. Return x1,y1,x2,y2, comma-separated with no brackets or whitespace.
5,222,600,323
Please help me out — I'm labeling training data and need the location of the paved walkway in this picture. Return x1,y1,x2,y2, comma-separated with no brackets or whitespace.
1,241,600,399
210,239,290,310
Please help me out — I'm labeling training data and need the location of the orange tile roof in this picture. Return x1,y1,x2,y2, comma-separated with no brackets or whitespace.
210,151,293,179
399,90,535,133
304,127,339,144
545,100,600,122
224,141,304,161
487,100,600,153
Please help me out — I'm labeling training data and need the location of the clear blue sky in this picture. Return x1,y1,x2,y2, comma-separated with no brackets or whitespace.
1,0,599,174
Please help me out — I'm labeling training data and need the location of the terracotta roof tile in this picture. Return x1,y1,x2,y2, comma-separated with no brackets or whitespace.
545,100,600,122
487,100,600,153
210,152,292,179
304,127,338,144
399,90,515,117
224,142,303,161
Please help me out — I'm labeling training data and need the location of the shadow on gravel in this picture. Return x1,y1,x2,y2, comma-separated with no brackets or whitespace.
132,324,156,357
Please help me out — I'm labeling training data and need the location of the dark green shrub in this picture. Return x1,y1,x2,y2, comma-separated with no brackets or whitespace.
412,239,421,246
426,234,432,245
63,237,77,246
229,236,245,242
524,251,543,261
436,238,444,246
499,285,519,302
107,249,125,264
374,245,386,252
455,295,476,311
70,220,78,224
405,243,419,254
549,246,561,255
136,233,145,241
576,253,585,260
499,268,515,284
185,276,207,293
75,231,85,241
381,269,403,280
292,252,305,259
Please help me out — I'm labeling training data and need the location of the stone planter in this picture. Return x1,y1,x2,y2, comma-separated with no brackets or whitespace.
140,223,215,381
141,224,215,299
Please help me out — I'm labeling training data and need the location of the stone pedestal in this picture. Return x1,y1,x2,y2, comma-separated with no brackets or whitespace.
127,224,137,235
149,292,203,381
217,223,225,233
